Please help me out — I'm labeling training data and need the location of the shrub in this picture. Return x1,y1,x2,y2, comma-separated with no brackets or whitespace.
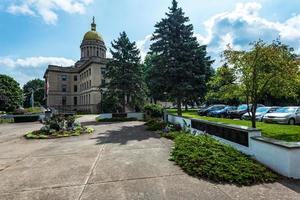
13,115,40,123
170,134,277,185
144,104,163,118
145,119,166,131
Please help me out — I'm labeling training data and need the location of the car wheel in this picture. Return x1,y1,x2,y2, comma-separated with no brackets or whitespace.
288,118,295,125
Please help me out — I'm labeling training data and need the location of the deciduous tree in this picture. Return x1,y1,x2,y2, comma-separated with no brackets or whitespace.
224,40,300,128
0,74,23,112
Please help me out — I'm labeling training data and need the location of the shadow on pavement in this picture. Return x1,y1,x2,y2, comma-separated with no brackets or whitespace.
90,123,161,146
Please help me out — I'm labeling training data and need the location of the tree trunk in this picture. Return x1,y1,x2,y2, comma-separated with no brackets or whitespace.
177,98,182,116
185,103,188,111
251,103,257,128
122,94,126,113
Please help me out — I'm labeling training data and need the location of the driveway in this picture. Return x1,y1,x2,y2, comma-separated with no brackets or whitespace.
0,120,299,200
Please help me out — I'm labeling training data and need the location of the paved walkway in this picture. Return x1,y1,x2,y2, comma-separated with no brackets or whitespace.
0,119,299,200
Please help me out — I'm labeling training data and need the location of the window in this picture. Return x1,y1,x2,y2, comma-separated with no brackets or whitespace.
101,79,106,86
61,75,67,81
62,84,67,92
74,85,78,92
89,80,92,88
74,75,77,81
89,69,91,76
74,97,77,106
62,96,67,106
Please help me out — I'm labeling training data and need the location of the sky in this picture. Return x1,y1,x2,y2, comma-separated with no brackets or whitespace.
1,0,300,86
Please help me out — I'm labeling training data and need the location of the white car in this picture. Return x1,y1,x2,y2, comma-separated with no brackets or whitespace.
242,107,279,122
263,107,300,125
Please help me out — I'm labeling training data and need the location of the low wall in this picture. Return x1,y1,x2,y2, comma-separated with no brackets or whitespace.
166,114,300,179
99,112,144,120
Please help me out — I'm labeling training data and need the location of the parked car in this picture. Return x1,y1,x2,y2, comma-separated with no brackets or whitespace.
207,106,237,118
263,107,300,125
197,104,226,116
228,104,265,119
242,107,280,122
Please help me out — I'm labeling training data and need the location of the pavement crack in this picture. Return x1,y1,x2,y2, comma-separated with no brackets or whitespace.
77,141,106,200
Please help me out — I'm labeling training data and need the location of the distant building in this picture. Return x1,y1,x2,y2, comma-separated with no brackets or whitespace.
44,18,107,114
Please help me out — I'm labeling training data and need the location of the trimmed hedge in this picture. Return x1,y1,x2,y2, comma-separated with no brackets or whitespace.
14,115,40,123
170,134,278,185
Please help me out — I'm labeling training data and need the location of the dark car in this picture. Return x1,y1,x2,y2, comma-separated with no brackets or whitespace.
207,106,237,118
198,104,226,116
228,104,265,119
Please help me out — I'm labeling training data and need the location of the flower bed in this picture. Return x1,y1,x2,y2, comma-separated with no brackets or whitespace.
25,115,94,139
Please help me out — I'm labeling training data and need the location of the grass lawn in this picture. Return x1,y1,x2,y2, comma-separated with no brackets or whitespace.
168,110,300,142
0,118,14,124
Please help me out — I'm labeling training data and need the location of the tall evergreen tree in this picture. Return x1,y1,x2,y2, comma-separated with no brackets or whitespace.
149,0,213,116
104,31,146,112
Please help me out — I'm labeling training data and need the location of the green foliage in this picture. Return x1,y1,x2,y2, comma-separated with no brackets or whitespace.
0,118,14,124
104,31,147,112
99,91,122,113
25,115,94,140
149,0,214,115
168,110,300,142
145,119,167,131
144,104,163,118
170,134,277,185
160,130,187,140
0,74,23,112
224,40,300,128
24,107,42,114
23,79,45,108
206,64,242,105
13,115,40,123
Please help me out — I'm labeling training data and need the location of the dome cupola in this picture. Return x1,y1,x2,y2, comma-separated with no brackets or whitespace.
83,17,103,42
79,17,106,63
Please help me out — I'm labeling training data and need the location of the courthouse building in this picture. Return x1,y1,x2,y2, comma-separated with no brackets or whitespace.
44,18,107,114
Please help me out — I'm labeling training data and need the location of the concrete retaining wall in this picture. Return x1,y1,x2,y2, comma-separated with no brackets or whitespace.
165,114,300,179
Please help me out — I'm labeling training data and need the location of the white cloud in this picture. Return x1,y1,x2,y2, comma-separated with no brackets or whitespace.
0,56,75,68
196,2,300,66
136,34,152,61
7,4,35,16
7,0,93,24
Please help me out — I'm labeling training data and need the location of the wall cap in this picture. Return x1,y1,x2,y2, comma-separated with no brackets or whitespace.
167,113,261,132
252,136,300,149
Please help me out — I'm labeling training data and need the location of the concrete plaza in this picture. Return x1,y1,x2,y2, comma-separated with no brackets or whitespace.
0,117,299,200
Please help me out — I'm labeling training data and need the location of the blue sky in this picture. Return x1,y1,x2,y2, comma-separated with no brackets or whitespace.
1,0,300,86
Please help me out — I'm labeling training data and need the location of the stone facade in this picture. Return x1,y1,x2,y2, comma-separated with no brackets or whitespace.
44,18,107,114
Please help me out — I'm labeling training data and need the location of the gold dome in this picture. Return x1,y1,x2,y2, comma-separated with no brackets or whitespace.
83,31,103,41
83,17,103,42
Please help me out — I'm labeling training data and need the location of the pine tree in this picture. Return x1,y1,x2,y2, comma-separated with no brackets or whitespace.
149,0,213,116
104,31,146,112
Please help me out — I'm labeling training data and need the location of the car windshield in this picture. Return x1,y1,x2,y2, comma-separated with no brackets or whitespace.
237,105,248,110
275,107,297,113
256,107,269,113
